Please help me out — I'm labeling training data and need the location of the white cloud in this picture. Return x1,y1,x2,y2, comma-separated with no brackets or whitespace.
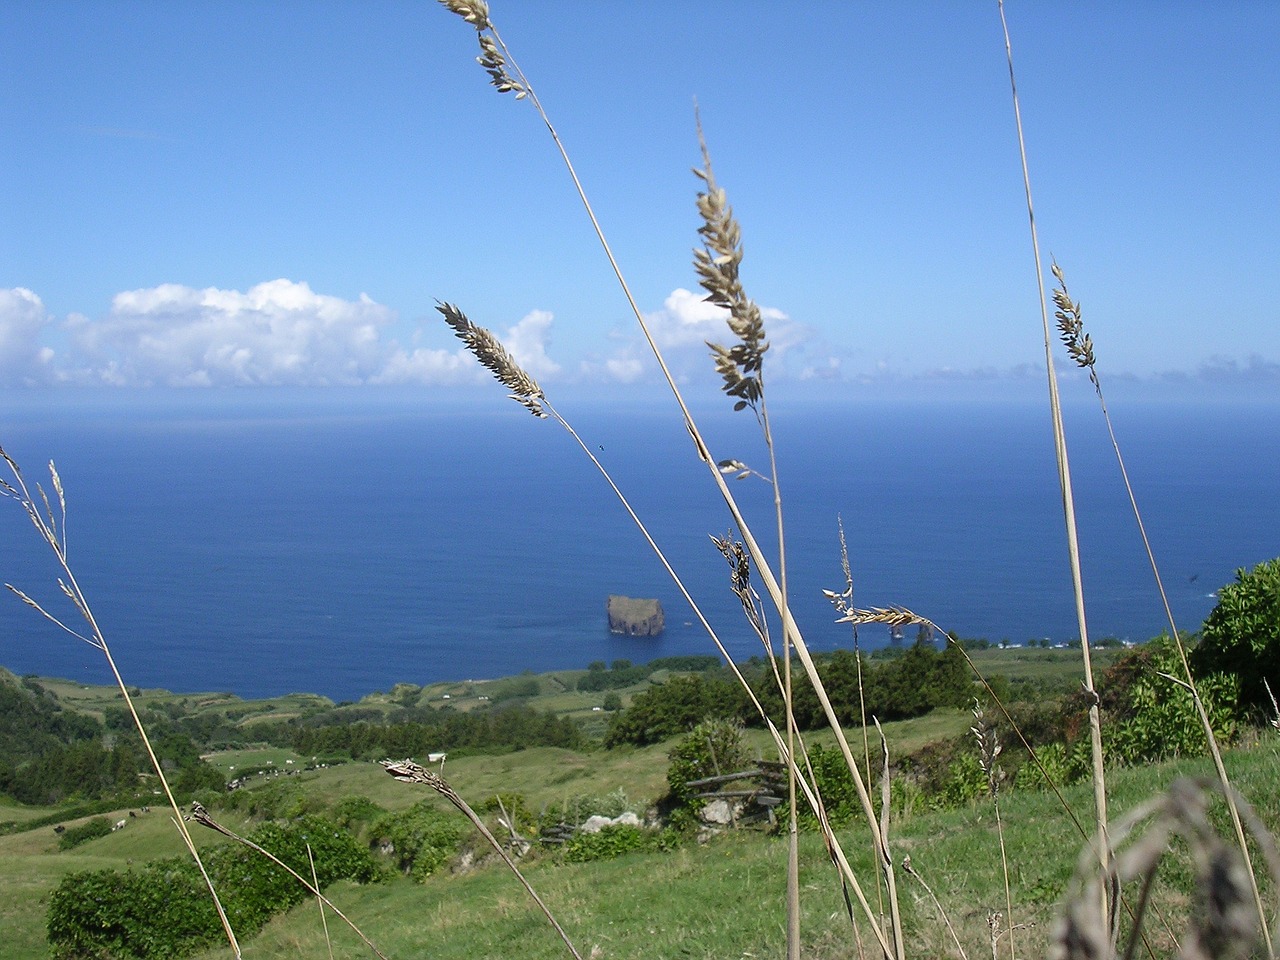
502,309,561,379
4,282,578,389
0,288,56,386
69,280,395,386
585,288,813,384
644,288,733,349
372,347,484,386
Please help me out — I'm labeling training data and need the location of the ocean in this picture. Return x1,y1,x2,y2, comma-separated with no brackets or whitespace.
1,389,1276,701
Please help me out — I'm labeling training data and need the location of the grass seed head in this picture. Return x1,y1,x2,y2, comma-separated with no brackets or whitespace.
437,302,547,418
693,127,768,412
438,0,491,30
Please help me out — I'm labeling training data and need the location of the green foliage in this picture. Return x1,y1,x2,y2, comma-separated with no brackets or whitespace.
603,674,748,747
576,661,649,692
1106,635,1237,765
56,816,113,850
331,795,387,831
46,815,379,960
937,753,987,808
790,743,860,827
0,677,225,805
288,704,583,759
1193,558,1280,715
479,792,536,834
1013,741,1082,792
369,801,468,881
665,718,748,815
754,641,974,731
563,824,677,862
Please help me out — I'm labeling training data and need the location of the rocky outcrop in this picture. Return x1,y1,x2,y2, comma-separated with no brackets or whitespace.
607,595,665,636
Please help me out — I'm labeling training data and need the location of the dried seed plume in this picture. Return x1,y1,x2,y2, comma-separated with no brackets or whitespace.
438,302,547,418
1051,260,1098,390
693,122,768,413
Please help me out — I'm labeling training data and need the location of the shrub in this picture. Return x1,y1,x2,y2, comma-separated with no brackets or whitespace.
665,718,748,816
604,674,748,747
563,823,676,862
1107,640,1238,765
1193,558,1280,715
47,815,379,960
56,816,113,850
332,795,387,831
369,801,467,880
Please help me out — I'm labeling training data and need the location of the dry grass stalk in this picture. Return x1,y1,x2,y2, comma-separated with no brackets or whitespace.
973,701,1016,960
306,843,336,960
826,518,887,929
1050,259,1271,951
694,124,768,414
383,759,584,960
694,129,800,960
997,1,1110,924
0,448,242,958
902,855,969,960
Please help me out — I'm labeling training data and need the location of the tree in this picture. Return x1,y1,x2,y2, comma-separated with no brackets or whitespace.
1193,558,1280,715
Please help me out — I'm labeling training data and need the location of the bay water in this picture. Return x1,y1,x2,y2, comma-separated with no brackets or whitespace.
1,389,1275,701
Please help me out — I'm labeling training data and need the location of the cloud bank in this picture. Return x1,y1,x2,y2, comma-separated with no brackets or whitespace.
0,280,566,389
2,281,1275,392
0,288,56,385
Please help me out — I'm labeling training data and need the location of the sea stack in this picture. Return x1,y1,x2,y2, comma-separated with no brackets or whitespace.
607,595,665,637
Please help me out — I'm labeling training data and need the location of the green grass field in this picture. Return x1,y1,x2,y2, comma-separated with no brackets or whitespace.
1,647,1267,959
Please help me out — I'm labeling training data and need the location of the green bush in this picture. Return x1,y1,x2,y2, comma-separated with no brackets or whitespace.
604,674,748,747
369,801,467,880
47,815,379,960
562,823,677,862
1193,558,1280,715
56,816,113,850
1091,635,1238,766
1013,741,1078,791
331,795,387,831
665,718,748,817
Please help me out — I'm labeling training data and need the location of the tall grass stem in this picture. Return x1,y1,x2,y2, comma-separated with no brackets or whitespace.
996,2,1110,921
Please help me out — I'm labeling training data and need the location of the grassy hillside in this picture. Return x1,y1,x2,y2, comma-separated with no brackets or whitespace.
0,644,1222,960
171,739,1278,960
2,689,1274,958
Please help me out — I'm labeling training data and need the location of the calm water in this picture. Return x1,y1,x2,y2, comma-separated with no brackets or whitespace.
1,390,1276,700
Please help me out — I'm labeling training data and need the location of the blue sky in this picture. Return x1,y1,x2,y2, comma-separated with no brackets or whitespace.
2,1,1278,398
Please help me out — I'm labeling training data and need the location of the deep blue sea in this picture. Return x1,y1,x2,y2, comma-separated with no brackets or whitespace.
1,389,1276,701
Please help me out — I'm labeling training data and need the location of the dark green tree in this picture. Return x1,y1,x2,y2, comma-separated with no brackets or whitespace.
1193,558,1280,714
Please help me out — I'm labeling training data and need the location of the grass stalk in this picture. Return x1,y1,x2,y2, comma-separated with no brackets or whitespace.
0,448,242,959
435,7,910,948
996,3,1110,928
1050,259,1273,954
903,855,969,960
307,843,336,960
972,701,1016,960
